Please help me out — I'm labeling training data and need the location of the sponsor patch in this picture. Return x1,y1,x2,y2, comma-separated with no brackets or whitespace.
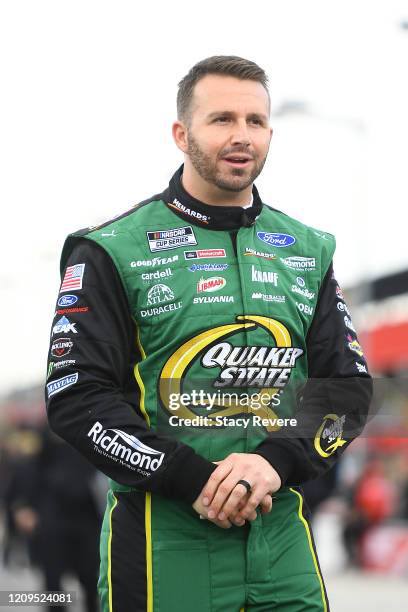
344,315,356,332
296,302,314,316
147,226,197,252
141,301,183,318
167,198,210,224
141,268,173,282
257,232,296,248
51,337,74,358
131,255,178,268
197,277,226,293
87,421,165,474
188,263,228,272
193,296,234,304
314,414,347,457
47,359,76,377
243,248,276,260
252,292,285,303
52,316,78,335
146,284,175,306
60,264,85,293
336,285,345,300
296,276,305,287
280,257,316,270
57,295,78,307
347,334,364,357
355,362,367,373
291,285,315,300
47,373,78,398
313,230,329,241
101,229,117,237
184,249,226,260
251,266,278,285
337,301,351,315
56,307,89,315
159,315,303,431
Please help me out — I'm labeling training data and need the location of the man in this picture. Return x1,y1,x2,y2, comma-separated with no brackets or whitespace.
46,56,372,611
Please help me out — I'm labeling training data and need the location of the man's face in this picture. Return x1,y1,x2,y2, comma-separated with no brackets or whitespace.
184,75,272,192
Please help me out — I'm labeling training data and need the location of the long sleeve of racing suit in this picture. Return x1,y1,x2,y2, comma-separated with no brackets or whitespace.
46,239,216,505
253,263,373,485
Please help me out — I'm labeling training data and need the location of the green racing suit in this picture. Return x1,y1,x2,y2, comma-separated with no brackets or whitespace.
46,165,372,611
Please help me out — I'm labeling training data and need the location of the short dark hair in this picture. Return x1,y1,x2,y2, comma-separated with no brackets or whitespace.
177,55,269,124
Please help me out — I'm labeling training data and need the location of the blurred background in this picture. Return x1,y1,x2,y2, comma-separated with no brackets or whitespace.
1,0,407,609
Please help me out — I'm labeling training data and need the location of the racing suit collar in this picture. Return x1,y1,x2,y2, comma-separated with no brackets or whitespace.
164,165,263,230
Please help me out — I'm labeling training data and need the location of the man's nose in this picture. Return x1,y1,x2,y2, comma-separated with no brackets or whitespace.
230,120,251,146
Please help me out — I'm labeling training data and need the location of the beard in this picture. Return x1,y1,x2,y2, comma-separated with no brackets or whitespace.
186,132,268,193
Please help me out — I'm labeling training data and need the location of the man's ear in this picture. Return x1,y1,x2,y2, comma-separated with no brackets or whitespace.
172,120,189,153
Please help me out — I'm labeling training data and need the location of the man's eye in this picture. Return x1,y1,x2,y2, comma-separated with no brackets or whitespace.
250,118,262,126
215,117,229,123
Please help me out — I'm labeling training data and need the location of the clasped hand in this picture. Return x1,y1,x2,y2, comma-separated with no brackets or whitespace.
192,453,281,528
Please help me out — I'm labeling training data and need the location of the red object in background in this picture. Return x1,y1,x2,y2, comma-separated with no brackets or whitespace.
361,526,408,575
363,321,408,371
355,465,397,523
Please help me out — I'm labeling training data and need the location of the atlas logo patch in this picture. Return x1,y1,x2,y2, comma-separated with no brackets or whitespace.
87,421,164,474
60,264,85,293
197,277,226,293
146,284,175,306
257,232,296,248
147,226,197,252
57,295,78,307
52,316,78,335
167,198,210,224
51,337,74,358
184,249,226,260
47,373,78,398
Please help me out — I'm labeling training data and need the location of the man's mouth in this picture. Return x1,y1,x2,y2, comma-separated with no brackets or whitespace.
221,155,254,167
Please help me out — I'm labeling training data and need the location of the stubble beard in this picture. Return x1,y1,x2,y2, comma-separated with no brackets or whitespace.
186,131,267,193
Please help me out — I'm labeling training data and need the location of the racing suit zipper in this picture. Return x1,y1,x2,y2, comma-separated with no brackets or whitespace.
229,229,251,453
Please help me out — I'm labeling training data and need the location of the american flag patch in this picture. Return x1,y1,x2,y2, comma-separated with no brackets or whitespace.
60,264,85,293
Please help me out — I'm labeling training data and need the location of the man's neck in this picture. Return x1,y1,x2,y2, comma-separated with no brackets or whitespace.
181,161,253,207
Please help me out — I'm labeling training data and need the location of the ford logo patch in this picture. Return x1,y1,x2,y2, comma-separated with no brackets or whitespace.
257,232,296,248
57,294,78,307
